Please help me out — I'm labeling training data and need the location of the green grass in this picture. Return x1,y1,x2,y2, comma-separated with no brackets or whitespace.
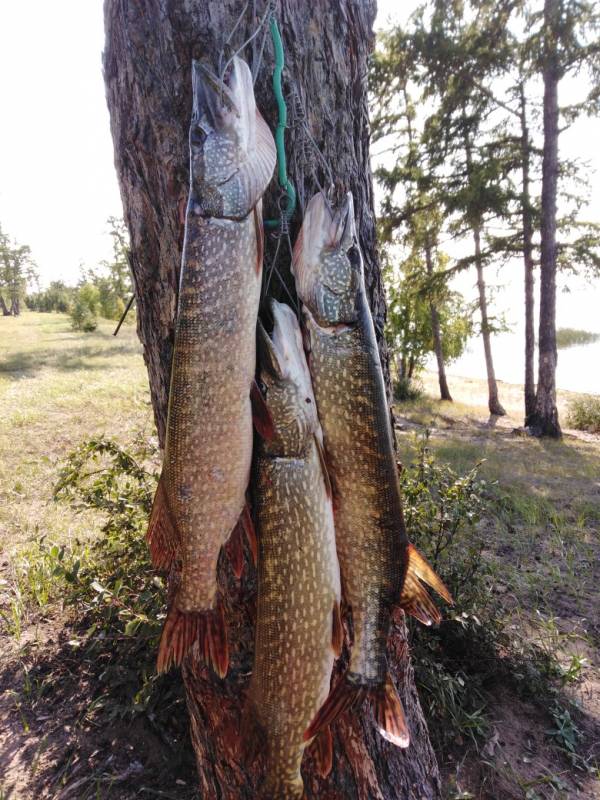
0,312,154,558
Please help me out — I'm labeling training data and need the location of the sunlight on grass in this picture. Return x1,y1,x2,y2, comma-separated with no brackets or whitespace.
0,312,154,556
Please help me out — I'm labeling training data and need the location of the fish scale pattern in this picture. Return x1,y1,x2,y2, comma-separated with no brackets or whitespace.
305,303,407,683
164,211,261,612
251,446,339,798
247,302,341,798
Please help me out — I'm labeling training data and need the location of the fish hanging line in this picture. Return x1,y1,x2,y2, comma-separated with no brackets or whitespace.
263,15,296,230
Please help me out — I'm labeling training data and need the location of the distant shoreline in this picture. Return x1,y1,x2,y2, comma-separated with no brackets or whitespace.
418,369,598,424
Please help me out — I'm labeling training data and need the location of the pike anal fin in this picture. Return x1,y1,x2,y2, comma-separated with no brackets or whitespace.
225,502,257,578
304,671,409,749
373,673,410,748
399,543,453,627
146,474,178,571
308,726,333,778
157,602,228,678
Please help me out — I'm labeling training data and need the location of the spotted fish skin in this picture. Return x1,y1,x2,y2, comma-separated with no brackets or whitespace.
246,301,341,799
294,193,451,746
147,57,276,674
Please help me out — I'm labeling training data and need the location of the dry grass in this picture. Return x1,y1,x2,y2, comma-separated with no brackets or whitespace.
0,312,154,557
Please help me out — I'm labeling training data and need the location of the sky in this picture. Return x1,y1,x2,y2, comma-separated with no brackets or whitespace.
0,0,598,331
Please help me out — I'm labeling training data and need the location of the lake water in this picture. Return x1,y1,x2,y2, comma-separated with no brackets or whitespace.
428,330,600,396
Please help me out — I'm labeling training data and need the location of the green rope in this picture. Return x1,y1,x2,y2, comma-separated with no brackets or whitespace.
264,15,296,229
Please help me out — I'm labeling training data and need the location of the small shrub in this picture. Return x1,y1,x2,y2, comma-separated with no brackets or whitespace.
567,395,600,433
50,438,172,721
69,296,98,332
393,375,423,402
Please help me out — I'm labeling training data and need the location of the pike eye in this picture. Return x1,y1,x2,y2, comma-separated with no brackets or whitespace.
258,379,268,395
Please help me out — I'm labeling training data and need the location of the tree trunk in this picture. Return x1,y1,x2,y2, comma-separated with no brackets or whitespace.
462,122,504,417
10,296,20,316
424,239,452,401
103,2,442,798
519,84,536,424
0,295,10,316
473,225,506,416
528,0,561,438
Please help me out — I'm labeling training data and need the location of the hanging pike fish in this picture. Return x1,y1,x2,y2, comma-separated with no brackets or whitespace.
146,56,276,676
292,192,452,746
244,300,342,799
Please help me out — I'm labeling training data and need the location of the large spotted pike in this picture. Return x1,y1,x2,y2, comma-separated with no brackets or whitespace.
293,192,452,747
146,57,276,676
244,300,342,799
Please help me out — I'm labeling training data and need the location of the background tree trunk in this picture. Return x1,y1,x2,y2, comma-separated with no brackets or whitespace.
473,226,506,416
519,84,536,424
527,0,561,438
104,1,442,798
424,239,452,401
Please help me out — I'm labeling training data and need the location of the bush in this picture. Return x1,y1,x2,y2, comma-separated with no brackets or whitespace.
70,297,98,331
393,375,423,402
567,395,600,433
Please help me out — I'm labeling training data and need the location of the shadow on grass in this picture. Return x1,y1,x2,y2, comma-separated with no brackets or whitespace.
0,342,141,379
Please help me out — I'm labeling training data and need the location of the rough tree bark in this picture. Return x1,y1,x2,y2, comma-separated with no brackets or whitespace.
519,84,536,425
104,1,442,797
527,0,561,438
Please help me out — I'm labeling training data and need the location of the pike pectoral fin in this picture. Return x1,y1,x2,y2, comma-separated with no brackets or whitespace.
225,523,245,579
303,674,367,742
308,726,333,778
241,502,258,565
314,434,333,500
157,603,229,679
254,201,264,275
251,379,275,440
146,474,178,571
399,544,453,626
225,503,257,577
331,601,344,658
373,673,410,748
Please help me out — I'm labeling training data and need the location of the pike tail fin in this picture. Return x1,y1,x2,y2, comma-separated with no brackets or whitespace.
304,672,409,749
399,544,453,626
146,474,178,571
156,602,228,678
